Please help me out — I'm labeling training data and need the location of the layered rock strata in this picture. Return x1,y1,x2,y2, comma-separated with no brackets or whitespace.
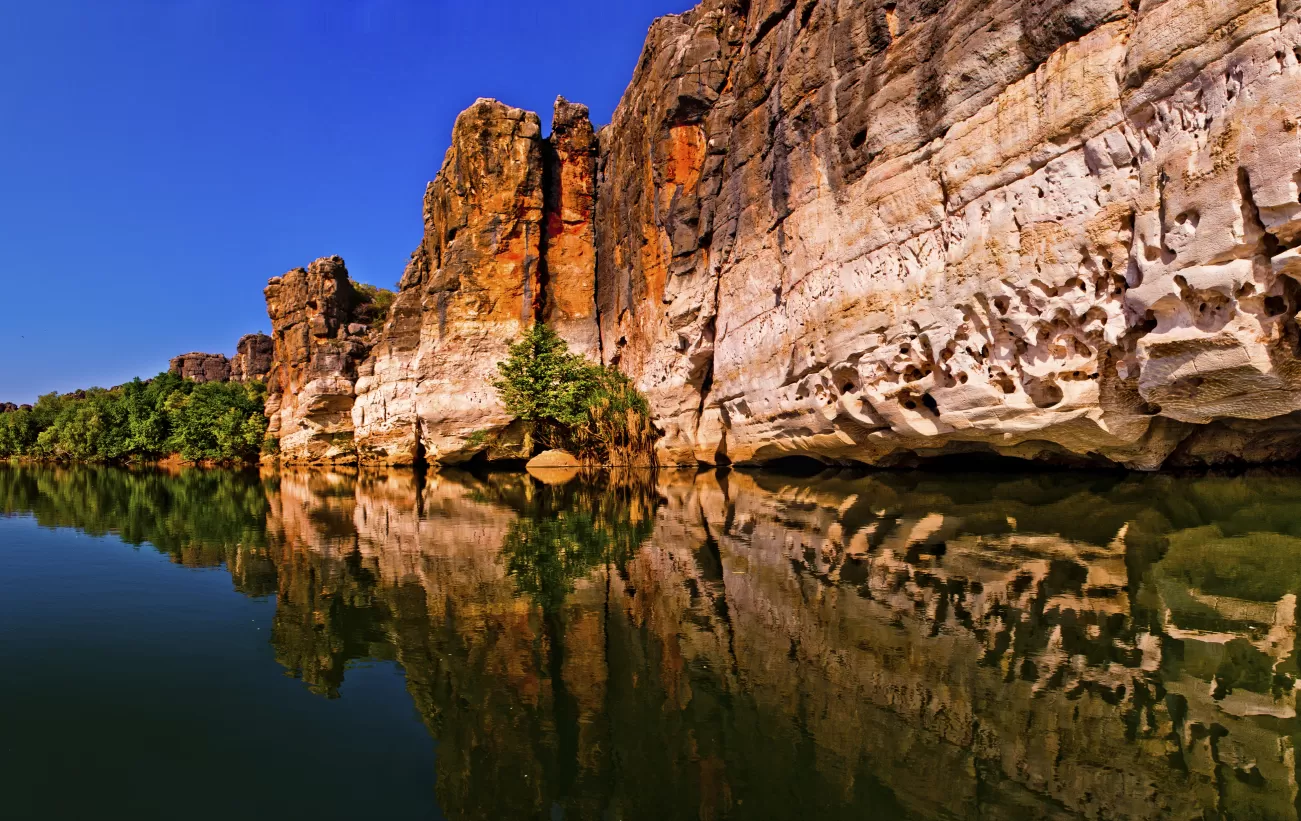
267,0,1301,469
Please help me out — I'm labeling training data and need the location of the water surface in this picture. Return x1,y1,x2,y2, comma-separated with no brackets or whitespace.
3,464,1300,820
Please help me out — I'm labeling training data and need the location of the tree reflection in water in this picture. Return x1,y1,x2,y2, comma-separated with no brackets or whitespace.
5,462,1301,820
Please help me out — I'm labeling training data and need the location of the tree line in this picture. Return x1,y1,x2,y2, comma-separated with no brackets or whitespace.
0,372,269,464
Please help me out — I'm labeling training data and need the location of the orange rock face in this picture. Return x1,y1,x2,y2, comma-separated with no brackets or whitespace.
350,98,601,465
264,256,373,463
542,97,600,360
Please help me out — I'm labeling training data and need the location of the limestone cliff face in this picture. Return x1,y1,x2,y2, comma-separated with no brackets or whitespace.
267,0,1301,468
264,257,374,463
597,0,1301,468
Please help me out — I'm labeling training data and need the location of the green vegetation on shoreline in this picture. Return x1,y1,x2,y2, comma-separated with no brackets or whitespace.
493,324,656,466
0,372,268,464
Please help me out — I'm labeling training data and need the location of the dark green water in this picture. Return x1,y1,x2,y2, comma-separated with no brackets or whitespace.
3,464,1301,820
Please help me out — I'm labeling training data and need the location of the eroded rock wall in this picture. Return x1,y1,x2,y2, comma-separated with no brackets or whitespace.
350,98,600,465
169,352,231,384
230,333,274,383
595,0,1301,468
263,0,1301,469
264,257,374,463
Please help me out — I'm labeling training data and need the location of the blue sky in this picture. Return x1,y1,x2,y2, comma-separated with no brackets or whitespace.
0,0,694,404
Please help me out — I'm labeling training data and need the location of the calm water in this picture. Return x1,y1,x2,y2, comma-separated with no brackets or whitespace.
2,465,1301,820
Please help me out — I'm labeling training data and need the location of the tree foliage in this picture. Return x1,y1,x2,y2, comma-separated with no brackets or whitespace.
492,324,656,465
0,373,268,464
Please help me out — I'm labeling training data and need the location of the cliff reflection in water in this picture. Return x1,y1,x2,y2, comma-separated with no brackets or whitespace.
4,464,1301,819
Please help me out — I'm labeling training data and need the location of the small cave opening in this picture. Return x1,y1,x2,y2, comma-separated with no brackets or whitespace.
1266,295,1289,317
921,393,940,415
754,455,834,477
850,129,868,150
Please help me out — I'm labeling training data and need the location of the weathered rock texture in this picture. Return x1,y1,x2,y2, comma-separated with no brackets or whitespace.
264,257,375,463
168,334,272,385
169,352,230,384
594,0,1301,468
266,0,1301,469
230,333,274,383
349,98,600,465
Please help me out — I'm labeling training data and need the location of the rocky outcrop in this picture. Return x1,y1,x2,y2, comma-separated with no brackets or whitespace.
167,334,272,385
169,352,230,384
261,0,1301,469
264,257,375,463
542,97,600,359
229,333,273,383
349,98,600,465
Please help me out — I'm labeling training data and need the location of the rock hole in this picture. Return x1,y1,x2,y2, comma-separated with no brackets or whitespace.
1266,295,1288,316
1023,377,1064,409
921,394,940,415
1141,402,1162,416
850,129,868,150
993,296,1010,314
842,382,856,394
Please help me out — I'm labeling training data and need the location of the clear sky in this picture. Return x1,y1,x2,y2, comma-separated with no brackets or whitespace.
0,0,694,405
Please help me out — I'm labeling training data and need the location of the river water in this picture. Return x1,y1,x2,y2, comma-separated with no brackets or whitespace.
2,463,1299,820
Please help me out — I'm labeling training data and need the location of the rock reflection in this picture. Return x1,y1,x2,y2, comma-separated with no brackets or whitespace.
3,462,1301,819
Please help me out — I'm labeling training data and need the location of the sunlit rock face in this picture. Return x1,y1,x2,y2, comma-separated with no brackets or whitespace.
596,0,1301,468
168,352,230,384
168,333,272,386
264,257,374,463
229,333,273,383
351,99,600,465
266,1,1301,468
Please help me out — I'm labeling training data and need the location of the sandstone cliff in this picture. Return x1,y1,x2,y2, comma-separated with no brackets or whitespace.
230,333,274,383
169,352,231,384
348,98,600,466
168,334,273,385
266,0,1301,469
264,257,376,463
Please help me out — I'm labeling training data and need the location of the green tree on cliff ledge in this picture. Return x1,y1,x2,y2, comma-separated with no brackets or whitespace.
493,324,656,465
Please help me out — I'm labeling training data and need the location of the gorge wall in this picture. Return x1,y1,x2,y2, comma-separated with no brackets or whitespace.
266,0,1301,469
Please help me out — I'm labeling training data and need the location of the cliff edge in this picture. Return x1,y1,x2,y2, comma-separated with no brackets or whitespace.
267,0,1301,470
